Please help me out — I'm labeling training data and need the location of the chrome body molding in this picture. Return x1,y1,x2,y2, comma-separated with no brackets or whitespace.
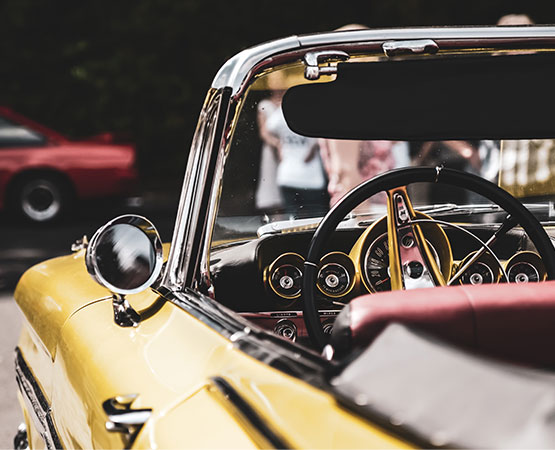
103,394,152,449
209,376,292,449
14,347,63,450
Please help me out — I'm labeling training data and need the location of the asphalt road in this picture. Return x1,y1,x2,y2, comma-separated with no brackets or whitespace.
0,190,179,448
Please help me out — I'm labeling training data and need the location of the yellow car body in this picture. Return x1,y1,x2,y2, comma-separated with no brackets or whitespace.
15,250,409,449
14,26,555,449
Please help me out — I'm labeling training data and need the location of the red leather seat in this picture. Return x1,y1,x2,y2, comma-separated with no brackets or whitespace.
331,281,555,367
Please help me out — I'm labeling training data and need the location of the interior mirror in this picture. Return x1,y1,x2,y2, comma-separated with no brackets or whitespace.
86,215,163,295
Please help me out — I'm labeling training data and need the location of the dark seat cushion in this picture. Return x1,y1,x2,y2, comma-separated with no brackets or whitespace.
330,281,555,367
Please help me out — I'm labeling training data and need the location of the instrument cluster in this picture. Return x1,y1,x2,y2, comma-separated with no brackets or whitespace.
265,251,356,303
263,215,547,303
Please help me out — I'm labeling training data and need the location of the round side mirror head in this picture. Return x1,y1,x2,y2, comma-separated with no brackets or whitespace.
85,215,163,295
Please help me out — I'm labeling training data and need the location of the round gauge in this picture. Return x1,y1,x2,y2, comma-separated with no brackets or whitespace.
508,262,540,283
317,252,356,298
317,263,350,297
460,261,495,285
364,234,391,292
270,264,302,298
267,253,304,300
363,233,441,292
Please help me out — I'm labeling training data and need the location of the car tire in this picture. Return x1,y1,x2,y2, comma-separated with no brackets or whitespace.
13,175,69,223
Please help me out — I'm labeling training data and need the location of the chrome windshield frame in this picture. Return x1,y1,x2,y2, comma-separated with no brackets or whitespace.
162,26,555,293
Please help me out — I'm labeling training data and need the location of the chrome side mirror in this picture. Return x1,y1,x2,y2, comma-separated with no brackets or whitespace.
86,215,163,327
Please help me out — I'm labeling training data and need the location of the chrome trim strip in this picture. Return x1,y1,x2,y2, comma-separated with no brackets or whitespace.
212,36,301,94
162,90,224,290
240,310,340,319
209,376,292,449
14,347,63,450
297,26,555,47
212,27,555,96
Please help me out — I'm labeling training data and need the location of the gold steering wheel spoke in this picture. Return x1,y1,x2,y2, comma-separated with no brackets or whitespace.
386,186,446,290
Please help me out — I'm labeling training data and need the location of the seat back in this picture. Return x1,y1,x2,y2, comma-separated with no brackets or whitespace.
331,281,555,367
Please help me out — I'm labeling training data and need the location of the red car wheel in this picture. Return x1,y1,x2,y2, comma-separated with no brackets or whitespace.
15,176,68,223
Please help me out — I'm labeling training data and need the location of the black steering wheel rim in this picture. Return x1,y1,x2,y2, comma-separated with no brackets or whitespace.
302,166,555,350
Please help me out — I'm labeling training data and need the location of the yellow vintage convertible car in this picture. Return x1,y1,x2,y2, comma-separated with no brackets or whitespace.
14,26,555,449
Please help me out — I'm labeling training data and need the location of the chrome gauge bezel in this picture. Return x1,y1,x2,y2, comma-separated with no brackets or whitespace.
316,252,356,298
505,251,546,284
456,250,501,285
508,261,539,283
266,253,305,300
461,261,495,285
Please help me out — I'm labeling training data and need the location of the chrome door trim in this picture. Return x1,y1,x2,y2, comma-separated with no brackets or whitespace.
14,347,63,450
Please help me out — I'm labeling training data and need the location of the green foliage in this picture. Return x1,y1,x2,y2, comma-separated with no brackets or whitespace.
1,0,554,184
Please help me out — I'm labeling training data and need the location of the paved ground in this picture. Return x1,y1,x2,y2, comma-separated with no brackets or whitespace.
0,292,23,449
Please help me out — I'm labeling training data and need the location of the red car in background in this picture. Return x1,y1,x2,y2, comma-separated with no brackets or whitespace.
0,106,138,223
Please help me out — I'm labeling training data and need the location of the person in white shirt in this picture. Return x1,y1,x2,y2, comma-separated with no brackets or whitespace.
266,102,328,216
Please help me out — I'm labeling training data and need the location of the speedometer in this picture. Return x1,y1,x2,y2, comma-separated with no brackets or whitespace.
364,234,391,292
352,213,453,294
363,232,442,292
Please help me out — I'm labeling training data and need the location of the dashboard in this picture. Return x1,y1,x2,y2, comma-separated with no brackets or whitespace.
210,216,550,345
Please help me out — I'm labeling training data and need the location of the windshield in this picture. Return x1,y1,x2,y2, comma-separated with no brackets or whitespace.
212,63,555,247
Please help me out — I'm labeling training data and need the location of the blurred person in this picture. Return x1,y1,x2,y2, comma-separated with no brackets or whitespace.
255,91,283,212
497,14,534,25
492,14,537,190
266,99,328,216
334,23,368,31
320,139,404,209
317,23,410,211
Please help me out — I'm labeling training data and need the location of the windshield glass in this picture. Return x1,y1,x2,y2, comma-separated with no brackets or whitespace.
212,63,555,247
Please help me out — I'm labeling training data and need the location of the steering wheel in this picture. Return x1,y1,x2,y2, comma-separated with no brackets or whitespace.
302,167,555,350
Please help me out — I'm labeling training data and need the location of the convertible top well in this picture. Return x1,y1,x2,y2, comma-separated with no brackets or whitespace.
283,53,555,140
334,323,555,449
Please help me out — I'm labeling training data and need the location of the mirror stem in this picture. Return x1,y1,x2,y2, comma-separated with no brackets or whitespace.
112,294,140,328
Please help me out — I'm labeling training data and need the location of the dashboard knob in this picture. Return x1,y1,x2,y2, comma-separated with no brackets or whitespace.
322,319,334,335
274,319,297,341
